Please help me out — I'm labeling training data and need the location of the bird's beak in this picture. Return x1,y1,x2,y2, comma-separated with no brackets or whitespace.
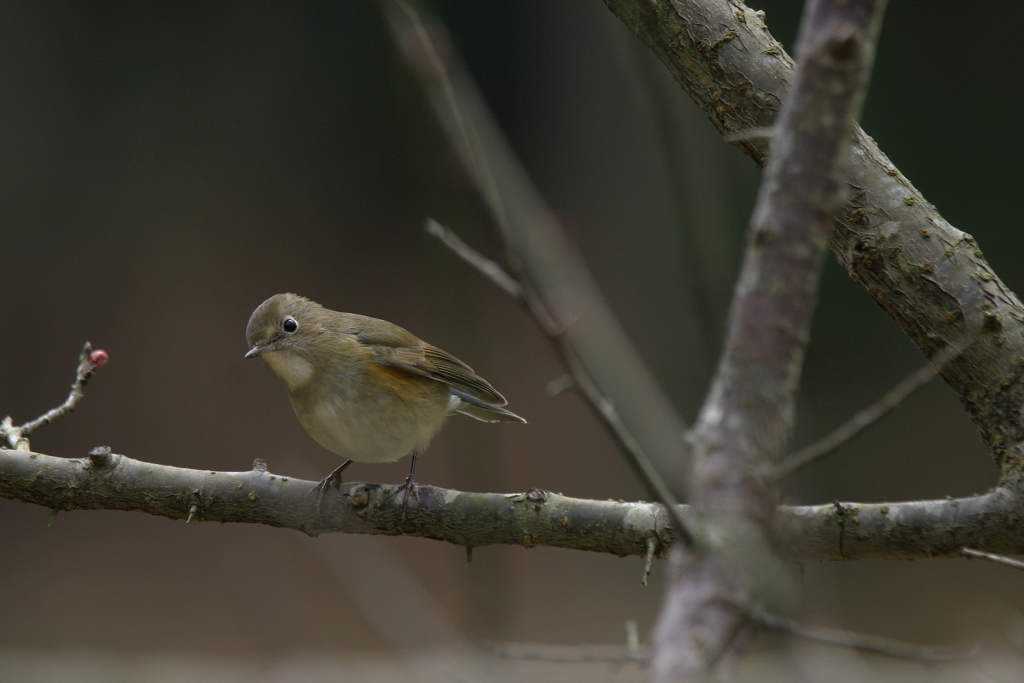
244,344,272,359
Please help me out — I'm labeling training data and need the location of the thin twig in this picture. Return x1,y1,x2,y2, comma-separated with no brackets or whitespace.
2,342,108,450
424,219,522,297
757,611,980,662
962,547,1024,571
777,363,936,476
778,342,965,476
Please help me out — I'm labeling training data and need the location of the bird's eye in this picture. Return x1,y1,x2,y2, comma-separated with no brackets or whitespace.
283,317,298,333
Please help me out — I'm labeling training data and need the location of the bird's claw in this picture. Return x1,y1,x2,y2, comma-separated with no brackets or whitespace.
387,476,418,522
309,460,351,520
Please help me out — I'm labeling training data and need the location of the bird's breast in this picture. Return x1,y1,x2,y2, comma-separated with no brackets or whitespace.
289,365,452,463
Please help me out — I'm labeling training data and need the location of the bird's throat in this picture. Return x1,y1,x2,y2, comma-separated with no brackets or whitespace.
263,351,315,390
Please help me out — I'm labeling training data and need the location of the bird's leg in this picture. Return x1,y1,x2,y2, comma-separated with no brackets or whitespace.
309,459,352,518
398,452,419,522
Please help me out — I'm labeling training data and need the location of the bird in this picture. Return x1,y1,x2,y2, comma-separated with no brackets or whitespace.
244,293,525,516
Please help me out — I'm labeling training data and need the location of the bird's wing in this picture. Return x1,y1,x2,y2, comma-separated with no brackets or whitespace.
368,341,508,406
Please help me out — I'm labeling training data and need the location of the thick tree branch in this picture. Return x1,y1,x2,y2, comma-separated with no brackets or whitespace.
601,0,1024,477
3,447,1022,563
776,490,1024,562
650,0,887,677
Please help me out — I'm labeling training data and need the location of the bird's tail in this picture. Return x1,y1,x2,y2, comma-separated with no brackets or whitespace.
449,388,526,423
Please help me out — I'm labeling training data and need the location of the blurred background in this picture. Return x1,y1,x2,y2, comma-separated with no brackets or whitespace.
2,1,1023,681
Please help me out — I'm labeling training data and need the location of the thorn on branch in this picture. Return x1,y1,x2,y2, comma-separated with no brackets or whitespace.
643,537,657,586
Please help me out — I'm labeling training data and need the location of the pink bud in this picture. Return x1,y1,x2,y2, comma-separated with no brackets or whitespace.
89,350,109,367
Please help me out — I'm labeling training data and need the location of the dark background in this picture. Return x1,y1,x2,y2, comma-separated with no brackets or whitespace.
2,1,1021,679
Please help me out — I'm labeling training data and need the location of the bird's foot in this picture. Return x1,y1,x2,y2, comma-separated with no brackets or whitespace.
390,475,417,522
309,459,352,519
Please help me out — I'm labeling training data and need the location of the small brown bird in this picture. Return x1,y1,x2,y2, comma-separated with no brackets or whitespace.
245,293,524,513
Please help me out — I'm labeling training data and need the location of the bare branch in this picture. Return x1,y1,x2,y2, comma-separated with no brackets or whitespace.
777,363,935,476
2,447,1022,561
779,491,1024,562
601,0,1024,473
962,547,1024,572
2,342,108,451
0,446,678,556
757,611,980,662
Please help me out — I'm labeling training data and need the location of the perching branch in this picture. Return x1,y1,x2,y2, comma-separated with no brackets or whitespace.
5,343,1023,561
0,340,1007,562
2,446,1023,562
0,446,677,559
1,347,1022,560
